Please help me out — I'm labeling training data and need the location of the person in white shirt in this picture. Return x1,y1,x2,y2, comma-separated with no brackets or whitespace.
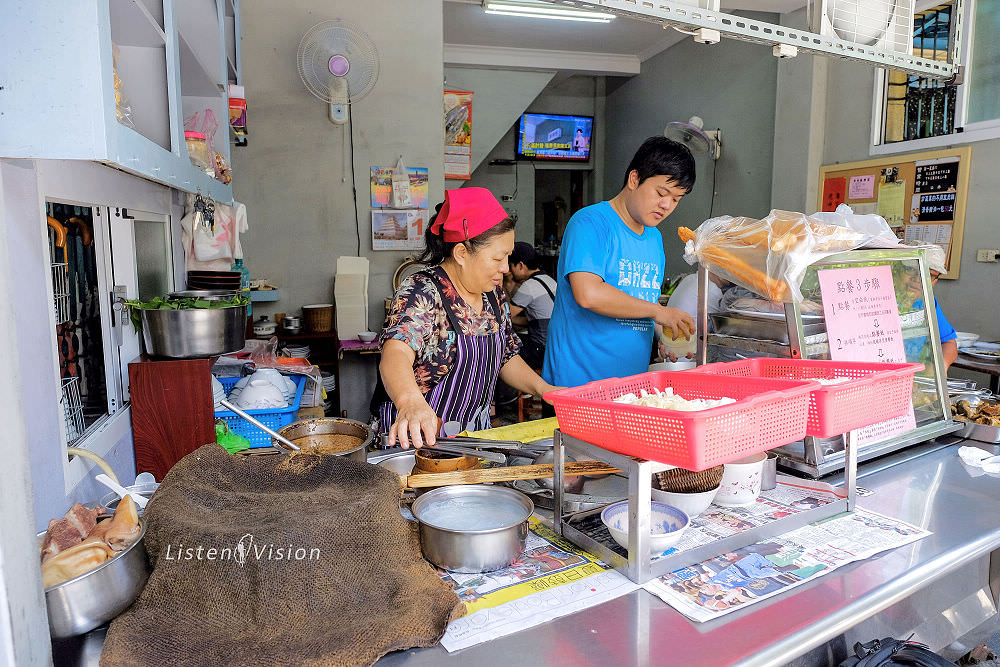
666,271,729,359
508,242,557,369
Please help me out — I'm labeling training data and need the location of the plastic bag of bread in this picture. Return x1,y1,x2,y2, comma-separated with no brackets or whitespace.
678,205,899,303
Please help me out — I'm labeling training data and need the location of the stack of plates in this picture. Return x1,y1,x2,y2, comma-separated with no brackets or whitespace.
960,341,1000,363
188,271,241,291
284,345,311,359
321,371,336,392
956,331,980,348
211,375,226,409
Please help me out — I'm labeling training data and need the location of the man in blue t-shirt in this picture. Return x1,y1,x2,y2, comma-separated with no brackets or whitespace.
543,137,697,388
904,246,957,370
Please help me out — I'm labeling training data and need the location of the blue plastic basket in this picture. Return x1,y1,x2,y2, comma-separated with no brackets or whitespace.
214,374,308,448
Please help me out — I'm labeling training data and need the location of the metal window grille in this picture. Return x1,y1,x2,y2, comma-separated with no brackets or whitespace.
60,376,86,443
51,262,71,324
884,4,956,143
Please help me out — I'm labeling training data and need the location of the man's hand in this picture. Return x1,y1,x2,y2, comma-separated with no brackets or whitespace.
654,306,694,342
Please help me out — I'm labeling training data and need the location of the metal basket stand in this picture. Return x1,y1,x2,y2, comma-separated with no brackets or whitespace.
553,428,858,584
51,261,71,324
60,376,86,443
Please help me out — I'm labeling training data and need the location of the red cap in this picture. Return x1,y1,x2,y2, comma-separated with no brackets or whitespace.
430,187,508,242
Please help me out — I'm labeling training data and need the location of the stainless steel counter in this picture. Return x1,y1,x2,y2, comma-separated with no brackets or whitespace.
379,438,1000,666
53,438,1000,667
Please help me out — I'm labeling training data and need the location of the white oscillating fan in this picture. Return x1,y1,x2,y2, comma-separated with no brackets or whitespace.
664,116,722,161
297,21,380,125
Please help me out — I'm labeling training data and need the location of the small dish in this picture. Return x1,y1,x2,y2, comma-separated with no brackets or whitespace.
601,501,689,555
357,331,378,343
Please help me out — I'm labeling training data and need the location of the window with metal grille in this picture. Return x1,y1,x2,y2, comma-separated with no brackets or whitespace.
882,4,956,144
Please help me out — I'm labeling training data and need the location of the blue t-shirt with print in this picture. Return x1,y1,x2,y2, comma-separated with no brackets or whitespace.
543,201,665,387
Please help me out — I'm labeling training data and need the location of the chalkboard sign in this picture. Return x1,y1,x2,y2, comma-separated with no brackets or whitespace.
817,146,971,279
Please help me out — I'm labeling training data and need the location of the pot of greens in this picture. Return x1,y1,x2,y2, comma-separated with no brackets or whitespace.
125,290,249,358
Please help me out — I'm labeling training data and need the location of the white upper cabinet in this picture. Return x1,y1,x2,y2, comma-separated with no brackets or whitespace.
0,0,240,203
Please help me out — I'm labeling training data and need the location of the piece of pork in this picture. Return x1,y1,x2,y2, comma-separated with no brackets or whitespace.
40,504,105,563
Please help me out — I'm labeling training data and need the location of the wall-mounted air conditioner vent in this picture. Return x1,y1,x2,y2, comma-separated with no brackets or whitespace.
812,0,915,54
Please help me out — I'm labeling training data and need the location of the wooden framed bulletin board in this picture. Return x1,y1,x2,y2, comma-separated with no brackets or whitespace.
817,146,971,279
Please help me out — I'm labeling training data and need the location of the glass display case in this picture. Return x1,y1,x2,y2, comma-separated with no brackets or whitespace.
696,247,959,477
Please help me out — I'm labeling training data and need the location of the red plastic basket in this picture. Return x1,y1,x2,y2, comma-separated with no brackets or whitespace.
694,359,923,438
545,371,816,471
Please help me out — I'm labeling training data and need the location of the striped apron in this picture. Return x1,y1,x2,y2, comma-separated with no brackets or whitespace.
378,272,505,435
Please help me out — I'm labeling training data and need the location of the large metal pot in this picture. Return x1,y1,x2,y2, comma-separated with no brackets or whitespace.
141,301,246,358
411,485,532,573
40,521,149,639
276,417,375,461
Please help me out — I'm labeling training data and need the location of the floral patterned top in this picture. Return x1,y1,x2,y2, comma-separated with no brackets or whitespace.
378,266,521,394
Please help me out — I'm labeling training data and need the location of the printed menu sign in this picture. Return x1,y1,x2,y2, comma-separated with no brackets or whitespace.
818,265,916,444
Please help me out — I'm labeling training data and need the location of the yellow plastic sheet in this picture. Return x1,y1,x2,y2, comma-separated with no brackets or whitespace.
462,417,558,443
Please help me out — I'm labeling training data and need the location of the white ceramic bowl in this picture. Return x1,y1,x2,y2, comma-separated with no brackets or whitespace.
714,452,767,507
651,484,719,518
235,379,287,410
357,331,378,343
601,501,689,555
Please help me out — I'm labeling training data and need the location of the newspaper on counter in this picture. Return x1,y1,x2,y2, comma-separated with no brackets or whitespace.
651,476,847,558
644,491,930,623
438,516,638,652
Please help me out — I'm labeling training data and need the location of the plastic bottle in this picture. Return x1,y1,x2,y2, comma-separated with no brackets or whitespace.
233,258,251,316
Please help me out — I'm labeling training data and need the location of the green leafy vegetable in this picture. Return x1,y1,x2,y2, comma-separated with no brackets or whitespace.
123,294,249,332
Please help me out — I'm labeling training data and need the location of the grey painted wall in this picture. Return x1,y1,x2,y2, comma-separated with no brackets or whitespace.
604,13,780,282
234,0,445,333
233,0,445,420
460,75,604,243
818,56,1000,343
443,67,555,177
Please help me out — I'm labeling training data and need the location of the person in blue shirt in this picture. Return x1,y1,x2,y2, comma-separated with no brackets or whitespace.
543,137,697,387
902,246,957,370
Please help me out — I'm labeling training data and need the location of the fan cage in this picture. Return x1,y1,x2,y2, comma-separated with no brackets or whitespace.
297,20,380,103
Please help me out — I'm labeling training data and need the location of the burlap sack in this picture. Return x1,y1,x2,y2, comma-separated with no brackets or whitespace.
101,444,463,666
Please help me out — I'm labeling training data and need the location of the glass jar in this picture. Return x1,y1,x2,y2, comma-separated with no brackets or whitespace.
184,131,213,176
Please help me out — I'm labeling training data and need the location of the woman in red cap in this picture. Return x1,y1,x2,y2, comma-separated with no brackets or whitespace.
374,187,558,448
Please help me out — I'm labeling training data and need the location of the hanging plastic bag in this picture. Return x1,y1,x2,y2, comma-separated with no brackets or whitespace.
112,45,136,129
679,205,900,303
390,156,412,208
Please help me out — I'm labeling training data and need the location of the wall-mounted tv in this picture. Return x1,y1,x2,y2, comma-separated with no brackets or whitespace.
516,113,593,161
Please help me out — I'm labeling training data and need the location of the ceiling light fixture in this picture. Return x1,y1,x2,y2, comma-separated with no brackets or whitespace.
482,1,616,23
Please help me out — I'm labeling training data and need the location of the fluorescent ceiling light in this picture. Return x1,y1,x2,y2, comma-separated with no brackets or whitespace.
483,1,616,23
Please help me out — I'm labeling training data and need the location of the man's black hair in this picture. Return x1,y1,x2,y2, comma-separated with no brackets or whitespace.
509,241,539,270
622,136,696,192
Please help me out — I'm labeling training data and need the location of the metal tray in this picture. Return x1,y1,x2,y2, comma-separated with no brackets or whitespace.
711,312,826,345
957,419,1000,443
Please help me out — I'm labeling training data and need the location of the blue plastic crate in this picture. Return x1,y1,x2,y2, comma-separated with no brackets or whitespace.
214,374,308,448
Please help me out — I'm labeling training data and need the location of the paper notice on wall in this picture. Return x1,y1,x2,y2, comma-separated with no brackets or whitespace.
821,177,846,211
818,265,915,444
877,180,906,228
444,90,473,179
914,158,959,193
848,174,876,199
370,166,429,209
371,209,427,251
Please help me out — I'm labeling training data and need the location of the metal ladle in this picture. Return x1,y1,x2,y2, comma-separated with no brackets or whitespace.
219,399,300,451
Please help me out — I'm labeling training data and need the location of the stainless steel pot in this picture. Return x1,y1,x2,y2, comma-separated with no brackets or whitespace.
141,305,246,358
40,521,149,639
411,485,532,573
276,417,375,461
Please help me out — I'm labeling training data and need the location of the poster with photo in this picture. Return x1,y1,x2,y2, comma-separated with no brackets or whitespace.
444,90,473,179
370,166,429,209
372,209,427,251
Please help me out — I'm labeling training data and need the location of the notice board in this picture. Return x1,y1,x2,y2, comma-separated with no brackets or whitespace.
817,146,971,279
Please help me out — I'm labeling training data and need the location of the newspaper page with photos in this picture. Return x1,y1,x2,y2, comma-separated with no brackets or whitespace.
439,516,639,652
644,501,930,623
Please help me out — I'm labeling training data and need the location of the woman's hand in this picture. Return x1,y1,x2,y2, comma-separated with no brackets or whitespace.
387,395,440,449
